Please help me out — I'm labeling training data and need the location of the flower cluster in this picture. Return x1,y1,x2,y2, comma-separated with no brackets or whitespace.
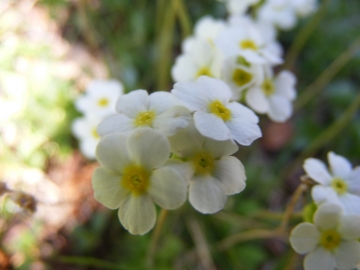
72,80,123,159
92,76,261,234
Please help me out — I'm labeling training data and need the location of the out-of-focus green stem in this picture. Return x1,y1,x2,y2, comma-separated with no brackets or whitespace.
173,0,192,39
295,36,360,111
56,256,121,269
282,0,329,71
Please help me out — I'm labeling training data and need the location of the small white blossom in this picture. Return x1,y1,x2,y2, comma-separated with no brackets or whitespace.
97,90,191,137
290,203,360,270
291,0,318,18
304,152,360,214
92,128,187,235
224,0,260,16
172,76,262,145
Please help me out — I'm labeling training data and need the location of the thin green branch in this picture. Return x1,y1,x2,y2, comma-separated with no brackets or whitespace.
55,256,122,269
173,0,192,39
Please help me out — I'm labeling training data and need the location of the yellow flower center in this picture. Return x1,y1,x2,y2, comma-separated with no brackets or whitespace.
232,68,253,87
236,56,251,67
121,165,150,196
240,40,258,51
134,111,156,127
209,100,231,121
92,128,100,139
320,230,341,250
196,67,212,78
192,151,215,175
331,178,348,195
261,79,275,96
98,98,109,107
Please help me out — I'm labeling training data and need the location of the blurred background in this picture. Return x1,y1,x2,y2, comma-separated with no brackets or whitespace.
0,0,359,269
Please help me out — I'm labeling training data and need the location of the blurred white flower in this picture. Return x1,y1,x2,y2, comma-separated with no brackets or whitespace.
72,115,101,159
92,128,187,235
290,203,360,270
304,152,360,214
172,76,261,145
168,121,246,214
75,79,123,118
97,90,191,137
291,0,318,17
245,68,296,122
224,0,260,16
172,39,223,82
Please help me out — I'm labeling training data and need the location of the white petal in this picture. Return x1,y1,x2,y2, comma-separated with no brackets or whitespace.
171,54,198,82
163,159,194,185
148,167,187,210
116,90,149,118
152,106,191,136
289,222,321,254
303,158,332,185
304,247,336,270
97,114,134,137
202,137,238,158
338,193,360,215
311,185,341,206
314,203,342,230
79,139,98,160
118,194,156,235
334,241,360,270
189,174,227,214
328,152,352,178
245,87,269,114
214,156,246,195
275,70,296,100
227,102,259,123
347,167,360,195
149,91,181,115
127,128,170,170
196,76,232,103
96,133,131,173
172,81,210,112
194,111,231,141
240,50,266,64
226,117,262,146
92,167,130,209
338,215,360,240
267,95,293,122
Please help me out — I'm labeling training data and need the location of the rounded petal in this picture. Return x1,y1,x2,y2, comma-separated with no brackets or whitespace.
171,54,198,82
338,193,360,215
214,156,246,195
79,139,98,160
152,106,191,136
189,175,227,214
163,159,194,185
245,87,269,114
203,137,238,158
227,102,259,123
314,203,342,230
148,167,187,210
194,111,231,141
226,117,262,146
338,215,360,240
328,152,352,179
195,76,232,103
304,247,336,270
267,95,293,122
116,90,149,117
334,241,360,270
311,185,341,206
97,114,134,137
275,70,296,100
303,158,332,185
127,128,170,170
149,91,181,115
347,167,360,195
96,133,131,173
92,167,130,209
118,194,156,235
289,222,320,254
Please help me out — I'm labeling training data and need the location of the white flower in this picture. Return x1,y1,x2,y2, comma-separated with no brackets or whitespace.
289,203,360,270
245,68,296,122
172,76,262,145
304,152,360,214
75,79,123,118
97,90,191,137
168,121,246,214
224,0,260,16
92,128,187,235
214,16,283,65
172,39,223,82
291,0,318,18
72,115,101,159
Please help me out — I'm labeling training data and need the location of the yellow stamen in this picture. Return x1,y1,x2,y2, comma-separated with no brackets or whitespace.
134,111,155,127
98,98,109,107
209,100,231,121
196,67,212,78
261,79,275,96
240,40,258,50
192,151,215,175
92,128,100,139
232,68,252,87
320,230,341,250
331,178,348,195
122,165,150,196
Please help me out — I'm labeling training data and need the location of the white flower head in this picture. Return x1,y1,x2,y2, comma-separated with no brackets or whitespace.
245,67,297,122
172,76,262,145
290,203,360,270
225,0,260,16
291,0,318,18
304,152,360,214
75,79,124,118
72,115,101,159
92,128,187,235
97,90,191,138
168,121,246,214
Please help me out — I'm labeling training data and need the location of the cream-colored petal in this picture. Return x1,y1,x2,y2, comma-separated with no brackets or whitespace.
311,185,341,206
97,113,134,138
338,215,360,240
118,194,156,235
194,111,231,141
304,247,336,270
245,87,269,114
152,106,191,136
328,152,352,179
92,167,130,209
289,222,320,254
115,90,149,117
163,159,194,185
148,167,187,210
303,158,332,185
202,137,238,158
334,241,360,270
314,203,342,230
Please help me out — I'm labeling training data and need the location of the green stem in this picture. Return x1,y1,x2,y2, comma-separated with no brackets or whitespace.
55,256,121,269
173,0,192,39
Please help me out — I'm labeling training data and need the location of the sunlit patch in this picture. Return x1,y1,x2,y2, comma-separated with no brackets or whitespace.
209,100,231,121
134,111,156,127
240,40,258,51
261,79,275,96
122,165,150,195
320,230,341,250
196,67,212,78
92,128,100,139
232,68,252,87
98,98,109,107
192,151,215,175
331,178,348,195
